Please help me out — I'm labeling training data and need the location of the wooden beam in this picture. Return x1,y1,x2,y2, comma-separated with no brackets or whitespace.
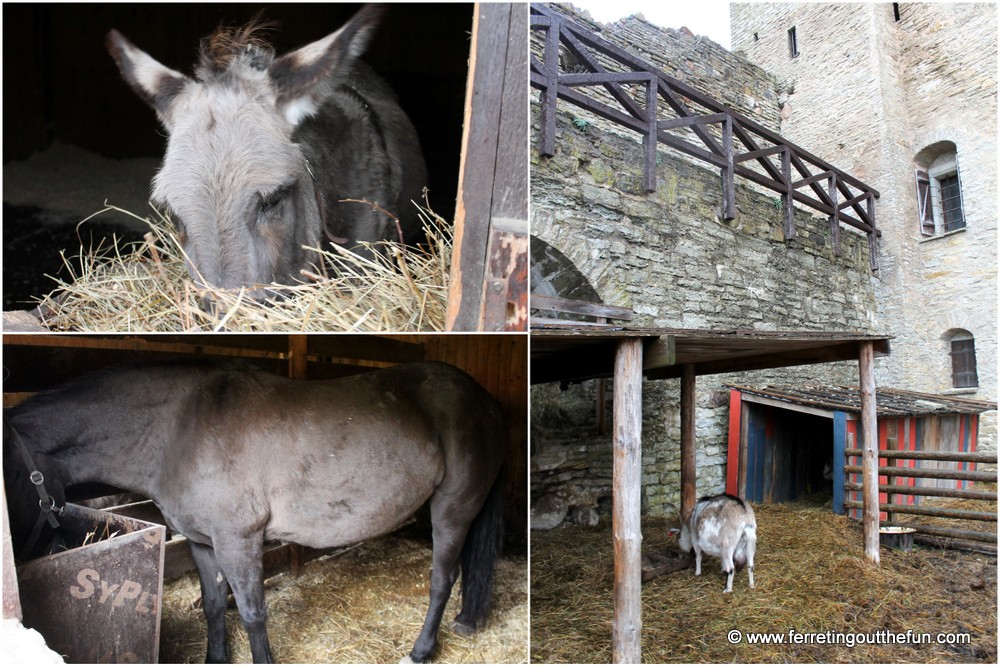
612,338,643,664
448,3,528,331
680,364,697,520
858,341,880,566
531,294,634,320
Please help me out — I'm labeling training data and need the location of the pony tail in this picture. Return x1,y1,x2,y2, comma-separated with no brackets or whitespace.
454,470,504,632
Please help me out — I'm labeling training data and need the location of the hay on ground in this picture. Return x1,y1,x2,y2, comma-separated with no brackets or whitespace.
159,533,527,663
33,203,451,332
531,498,997,663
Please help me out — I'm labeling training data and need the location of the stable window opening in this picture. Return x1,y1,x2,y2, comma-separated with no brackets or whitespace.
788,26,799,57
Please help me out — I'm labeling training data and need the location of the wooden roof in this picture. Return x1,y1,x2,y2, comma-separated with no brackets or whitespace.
530,323,892,384
730,384,997,416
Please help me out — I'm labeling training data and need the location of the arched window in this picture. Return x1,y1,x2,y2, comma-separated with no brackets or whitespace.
915,142,966,237
947,330,978,388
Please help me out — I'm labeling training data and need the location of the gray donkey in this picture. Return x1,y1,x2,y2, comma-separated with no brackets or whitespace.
107,5,427,294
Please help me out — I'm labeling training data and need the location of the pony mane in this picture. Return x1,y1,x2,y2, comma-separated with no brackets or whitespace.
197,16,276,78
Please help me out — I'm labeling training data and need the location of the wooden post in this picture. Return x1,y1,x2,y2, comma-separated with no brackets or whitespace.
680,364,697,520
612,338,643,664
721,114,736,220
828,173,841,256
643,75,658,193
859,341,880,566
782,147,795,240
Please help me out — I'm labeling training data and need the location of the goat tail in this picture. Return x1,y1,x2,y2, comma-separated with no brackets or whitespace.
455,469,505,633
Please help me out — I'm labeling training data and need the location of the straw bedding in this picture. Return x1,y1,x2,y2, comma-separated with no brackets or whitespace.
32,203,451,332
530,497,997,663
159,532,527,664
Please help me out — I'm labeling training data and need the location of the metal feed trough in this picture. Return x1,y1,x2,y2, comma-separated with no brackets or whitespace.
16,503,166,663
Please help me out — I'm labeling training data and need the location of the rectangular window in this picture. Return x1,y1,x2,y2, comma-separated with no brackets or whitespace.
788,27,799,57
893,3,901,21
938,174,966,232
950,338,978,388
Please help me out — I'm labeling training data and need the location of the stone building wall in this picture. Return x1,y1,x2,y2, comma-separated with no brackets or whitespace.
731,2,997,449
530,6,883,524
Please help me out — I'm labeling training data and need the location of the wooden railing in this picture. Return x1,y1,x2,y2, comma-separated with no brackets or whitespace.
843,447,997,553
530,3,882,272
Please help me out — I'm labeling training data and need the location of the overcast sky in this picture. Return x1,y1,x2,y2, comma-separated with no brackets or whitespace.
569,1,732,49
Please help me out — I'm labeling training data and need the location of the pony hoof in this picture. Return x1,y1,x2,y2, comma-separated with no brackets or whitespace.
451,619,476,637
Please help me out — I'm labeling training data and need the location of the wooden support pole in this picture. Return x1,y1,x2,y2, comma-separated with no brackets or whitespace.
858,341,880,566
680,364,697,520
612,338,643,664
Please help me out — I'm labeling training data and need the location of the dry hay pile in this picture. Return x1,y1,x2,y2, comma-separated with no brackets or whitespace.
159,533,527,663
531,499,997,663
33,204,451,332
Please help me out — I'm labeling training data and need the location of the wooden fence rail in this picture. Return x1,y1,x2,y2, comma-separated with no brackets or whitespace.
529,3,882,271
842,446,997,552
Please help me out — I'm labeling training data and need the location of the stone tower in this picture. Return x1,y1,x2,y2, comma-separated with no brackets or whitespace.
731,2,997,447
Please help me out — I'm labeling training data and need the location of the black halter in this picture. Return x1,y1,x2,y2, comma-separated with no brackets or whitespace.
8,426,63,558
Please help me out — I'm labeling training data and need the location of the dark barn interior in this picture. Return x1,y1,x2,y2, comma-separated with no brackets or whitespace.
742,402,834,503
3,3,474,308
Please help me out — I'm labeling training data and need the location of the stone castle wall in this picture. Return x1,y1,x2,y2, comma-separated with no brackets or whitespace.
731,2,997,449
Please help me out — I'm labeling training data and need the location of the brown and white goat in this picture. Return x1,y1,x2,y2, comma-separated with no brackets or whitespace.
675,493,757,593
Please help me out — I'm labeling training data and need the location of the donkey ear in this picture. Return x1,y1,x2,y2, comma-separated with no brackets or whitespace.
269,4,385,126
107,29,191,128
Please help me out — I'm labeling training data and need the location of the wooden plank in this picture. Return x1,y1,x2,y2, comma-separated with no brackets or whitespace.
726,390,741,495
844,482,997,500
612,338,643,664
448,2,528,331
859,341,880,565
843,501,996,523
843,449,996,464
843,465,996,483
881,523,997,543
481,218,529,331
680,365,697,520
530,294,633,321
832,411,847,514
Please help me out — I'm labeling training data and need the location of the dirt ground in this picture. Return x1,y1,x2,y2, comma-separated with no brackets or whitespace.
530,498,997,663
159,532,528,664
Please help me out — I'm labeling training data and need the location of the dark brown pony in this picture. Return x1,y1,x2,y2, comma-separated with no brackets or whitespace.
4,360,505,663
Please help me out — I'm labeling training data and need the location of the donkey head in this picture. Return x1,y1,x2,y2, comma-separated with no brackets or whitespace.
107,6,385,292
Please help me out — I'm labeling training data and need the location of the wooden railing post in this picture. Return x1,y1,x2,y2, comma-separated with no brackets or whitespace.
612,338,643,663
859,341,880,566
828,173,841,256
721,114,736,220
782,146,795,240
643,75,658,193
540,15,559,157
867,194,879,272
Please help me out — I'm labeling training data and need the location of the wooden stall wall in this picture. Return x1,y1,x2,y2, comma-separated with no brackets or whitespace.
411,334,529,546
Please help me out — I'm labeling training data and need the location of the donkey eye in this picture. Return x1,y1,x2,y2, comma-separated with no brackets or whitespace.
257,186,291,221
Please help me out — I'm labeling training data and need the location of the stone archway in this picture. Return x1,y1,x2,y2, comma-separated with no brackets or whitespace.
530,236,601,314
